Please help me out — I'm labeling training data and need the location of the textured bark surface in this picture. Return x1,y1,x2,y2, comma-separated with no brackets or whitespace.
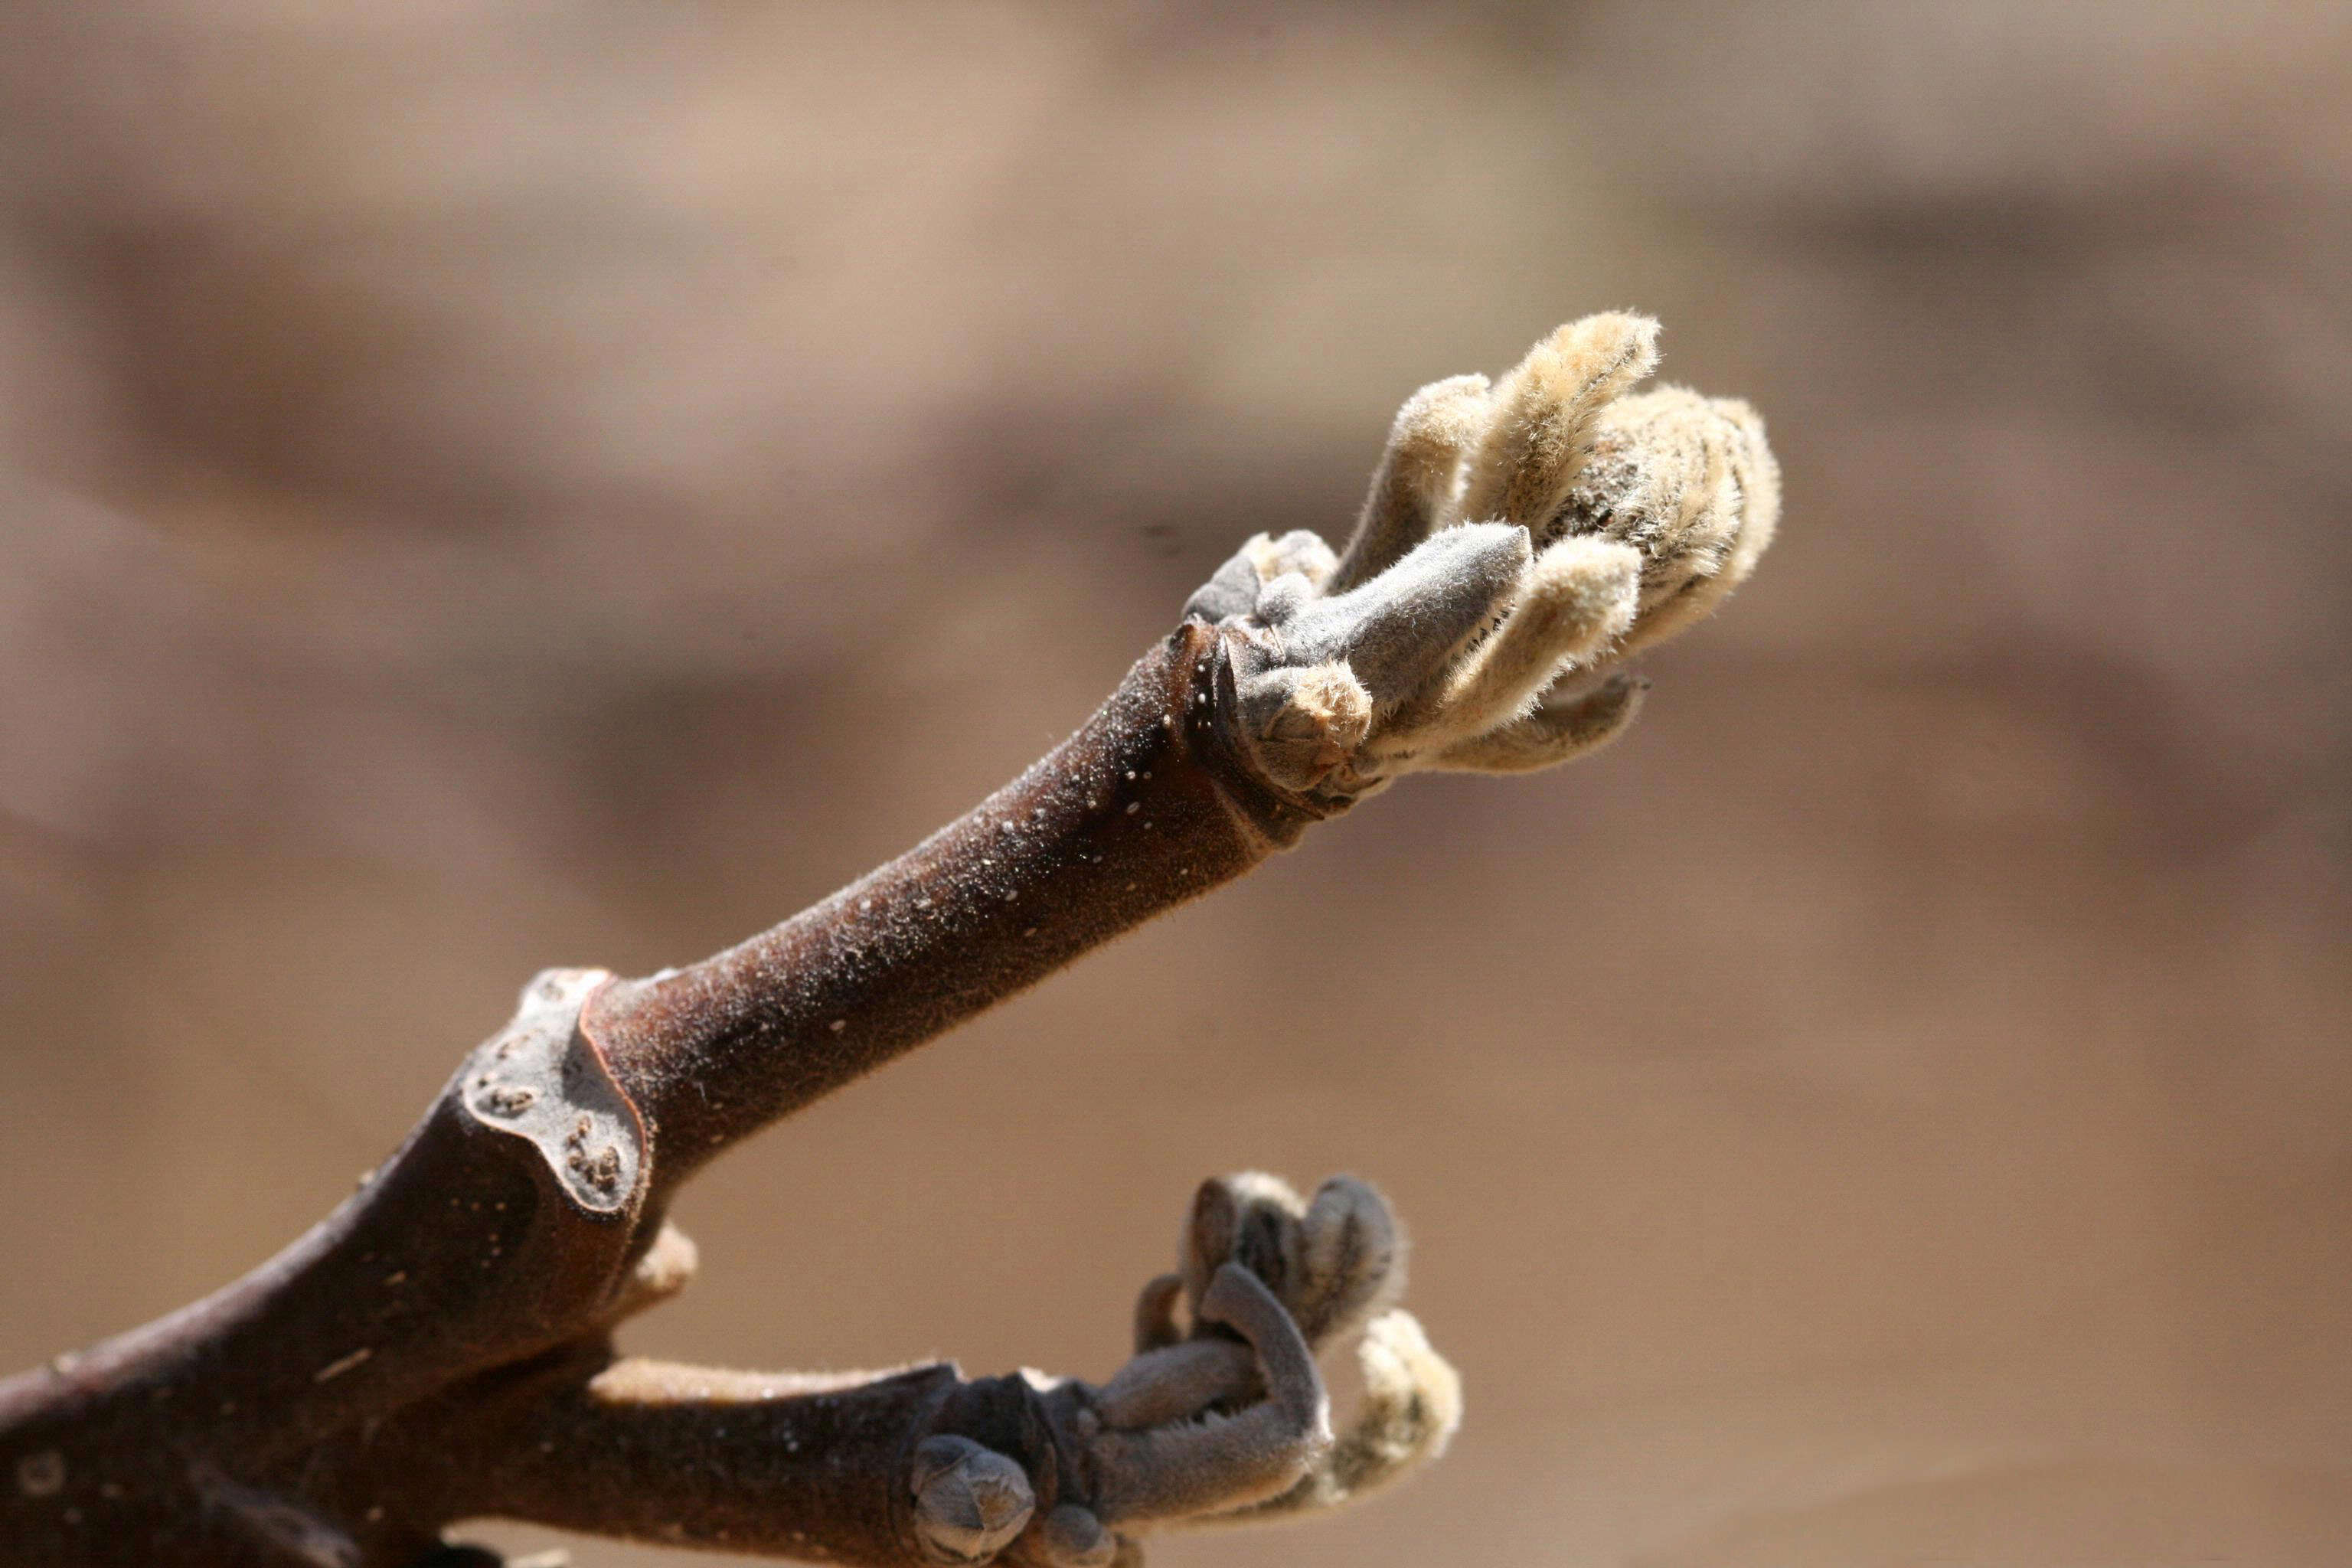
0,624,1329,1568
0,289,1779,1565
589,620,1335,1190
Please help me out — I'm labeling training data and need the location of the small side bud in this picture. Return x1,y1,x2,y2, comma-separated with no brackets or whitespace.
910,1435,1035,1564
1035,1504,1118,1567
1292,1175,1405,1344
1243,529,1339,591
1234,662,1373,792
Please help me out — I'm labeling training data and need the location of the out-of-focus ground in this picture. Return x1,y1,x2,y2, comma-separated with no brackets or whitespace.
3,4,2347,1565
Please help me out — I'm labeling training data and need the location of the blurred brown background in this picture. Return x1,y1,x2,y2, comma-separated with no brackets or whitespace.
3,4,2347,1565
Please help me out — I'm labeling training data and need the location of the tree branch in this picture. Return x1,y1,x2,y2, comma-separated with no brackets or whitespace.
586,618,1327,1191
0,314,1777,1567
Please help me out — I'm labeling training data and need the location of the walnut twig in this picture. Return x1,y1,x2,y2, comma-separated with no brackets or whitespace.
1,315,1772,1567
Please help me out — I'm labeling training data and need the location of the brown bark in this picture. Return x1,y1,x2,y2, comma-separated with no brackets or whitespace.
0,309,1775,1565
587,619,1338,1191
0,619,1334,1568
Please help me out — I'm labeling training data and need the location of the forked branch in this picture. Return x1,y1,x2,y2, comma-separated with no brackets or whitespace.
0,315,1776,1567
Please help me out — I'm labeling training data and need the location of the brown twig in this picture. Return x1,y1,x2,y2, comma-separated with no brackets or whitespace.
0,315,1777,1567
